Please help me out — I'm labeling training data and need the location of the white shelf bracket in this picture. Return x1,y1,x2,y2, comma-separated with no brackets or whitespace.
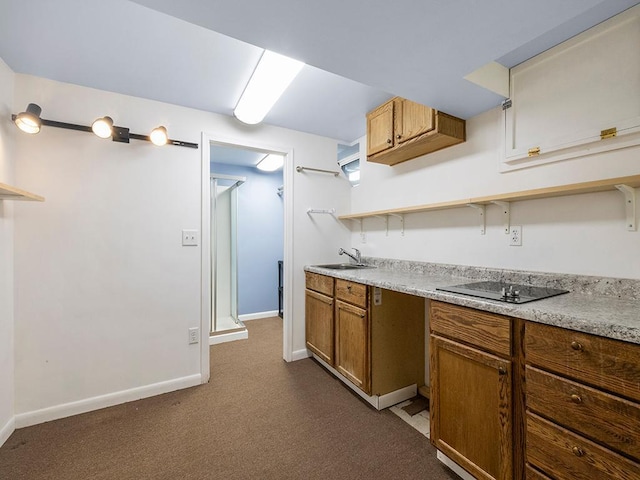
467,204,486,235
615,184,637,231
491,201,511,234
388,214,405,236
375,215,389,236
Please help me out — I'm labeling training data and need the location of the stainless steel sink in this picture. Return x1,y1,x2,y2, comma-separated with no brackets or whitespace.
314,263,376,270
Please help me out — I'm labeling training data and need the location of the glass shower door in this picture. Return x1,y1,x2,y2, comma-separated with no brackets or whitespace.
211,175,245,334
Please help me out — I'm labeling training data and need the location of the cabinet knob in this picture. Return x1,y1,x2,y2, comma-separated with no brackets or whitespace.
347,285,352,291
570,341,584,351
570,394,583,404
572,446,585,457
396,134,402,139
498,366,507,375
386,138,392,144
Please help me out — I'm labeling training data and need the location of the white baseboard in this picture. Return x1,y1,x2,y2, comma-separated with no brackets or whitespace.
436,451,475,480
14,374,202,429
209,329,248,345
311,354,416,410
291,348,311,362
238,310,279,322
0,416,15,448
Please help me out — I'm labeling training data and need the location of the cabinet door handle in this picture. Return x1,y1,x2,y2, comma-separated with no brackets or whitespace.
572,446,585,457
498,366,507,375
386,138,392,144
347,285,352,291
570,341,584,351
396,134,402,139
570,394,583,404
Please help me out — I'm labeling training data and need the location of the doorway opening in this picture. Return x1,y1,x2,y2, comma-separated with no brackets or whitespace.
205,139,288,352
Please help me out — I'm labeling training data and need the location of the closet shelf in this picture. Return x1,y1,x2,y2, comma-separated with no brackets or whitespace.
338,174,640,220
0,182,45,201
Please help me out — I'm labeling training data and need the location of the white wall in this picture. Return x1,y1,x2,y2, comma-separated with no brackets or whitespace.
0,57,15,444
12,75,350,422
351,107,640,279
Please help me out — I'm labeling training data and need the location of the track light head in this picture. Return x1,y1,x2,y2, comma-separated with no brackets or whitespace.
14,103,43,134
150,126,168,146
91,116,114,139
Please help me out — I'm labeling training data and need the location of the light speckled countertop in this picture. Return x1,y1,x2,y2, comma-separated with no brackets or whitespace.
305,258,640,345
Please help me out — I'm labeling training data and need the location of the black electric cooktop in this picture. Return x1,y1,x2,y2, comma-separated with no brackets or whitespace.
436,281,569,304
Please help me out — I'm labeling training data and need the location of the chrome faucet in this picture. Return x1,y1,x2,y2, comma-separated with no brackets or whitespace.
338,247,362,265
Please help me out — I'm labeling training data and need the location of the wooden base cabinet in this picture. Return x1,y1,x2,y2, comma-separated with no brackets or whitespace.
429,301,515,480
524,322,640,479
335,299,370,393
305,272,335,365
305,273,424,401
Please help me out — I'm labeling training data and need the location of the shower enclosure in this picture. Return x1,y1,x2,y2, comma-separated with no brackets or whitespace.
210,174,246,335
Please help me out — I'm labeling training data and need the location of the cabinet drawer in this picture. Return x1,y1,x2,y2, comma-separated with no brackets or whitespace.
526,465,553,480
526,366,640,460
526,412,640,480
305,271,334,296
430,301,511,357
525,322,640,402
335,279,367,308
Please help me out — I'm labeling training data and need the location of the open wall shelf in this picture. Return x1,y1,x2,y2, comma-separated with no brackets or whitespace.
339,174,640,232
0,182,45,201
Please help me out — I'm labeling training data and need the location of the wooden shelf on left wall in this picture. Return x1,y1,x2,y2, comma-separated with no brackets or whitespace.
0,182,44,201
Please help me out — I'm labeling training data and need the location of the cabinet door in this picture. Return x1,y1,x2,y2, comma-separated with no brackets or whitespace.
395,98,435,144
305,289,334,365
367,100,394,156
335,300,371,394
430,335,512,480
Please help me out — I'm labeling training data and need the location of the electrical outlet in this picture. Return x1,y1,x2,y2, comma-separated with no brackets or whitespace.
510,226,522,246
188,327,199,344
182,230,199,246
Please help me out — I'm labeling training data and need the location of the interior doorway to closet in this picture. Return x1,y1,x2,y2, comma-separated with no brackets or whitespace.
209,143,285,345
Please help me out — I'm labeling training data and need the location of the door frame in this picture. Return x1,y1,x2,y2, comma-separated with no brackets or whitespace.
199,131,295,382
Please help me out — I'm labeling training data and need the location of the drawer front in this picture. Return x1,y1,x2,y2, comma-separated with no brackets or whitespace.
526,365,640,460
526,322,640,402
526,412,640,480
526,465,553,480
305,271,334,296
335,279,367,308
430,301,511,357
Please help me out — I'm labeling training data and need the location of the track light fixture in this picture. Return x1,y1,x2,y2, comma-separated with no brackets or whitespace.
11,104,198,149
14,103,43,134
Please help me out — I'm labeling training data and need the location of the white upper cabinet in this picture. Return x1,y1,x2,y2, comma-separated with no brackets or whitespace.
502,5,640,172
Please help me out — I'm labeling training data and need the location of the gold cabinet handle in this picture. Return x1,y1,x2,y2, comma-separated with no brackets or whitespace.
570,341,583,351
570,394,583,404
572,446,585,457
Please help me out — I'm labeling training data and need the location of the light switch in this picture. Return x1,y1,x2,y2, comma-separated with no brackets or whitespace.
182,229,199,246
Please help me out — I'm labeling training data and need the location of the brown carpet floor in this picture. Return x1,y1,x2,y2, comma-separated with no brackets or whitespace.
0,317,458,479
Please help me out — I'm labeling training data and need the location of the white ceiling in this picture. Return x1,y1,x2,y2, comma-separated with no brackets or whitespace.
1,0,638,143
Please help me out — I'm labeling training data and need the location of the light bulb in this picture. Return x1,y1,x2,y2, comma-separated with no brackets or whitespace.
150,126,168,146
14,103,42,134
92,116,114,139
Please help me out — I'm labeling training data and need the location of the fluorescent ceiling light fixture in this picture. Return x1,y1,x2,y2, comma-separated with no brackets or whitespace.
256,154,284,172
14,103,42,134
150,126,168,146
92,116,114,139
234,50,305,125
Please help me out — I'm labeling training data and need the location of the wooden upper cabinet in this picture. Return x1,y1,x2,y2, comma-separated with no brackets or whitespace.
395,98,435,144
367,101,395,156
366,97,465,166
